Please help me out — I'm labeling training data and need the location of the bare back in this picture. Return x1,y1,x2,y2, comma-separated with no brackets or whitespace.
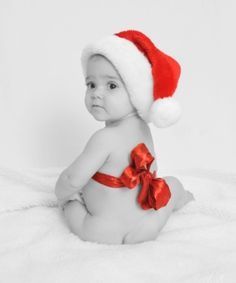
81,117,157,225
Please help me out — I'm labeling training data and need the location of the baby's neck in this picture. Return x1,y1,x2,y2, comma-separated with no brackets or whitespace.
105,111,142,128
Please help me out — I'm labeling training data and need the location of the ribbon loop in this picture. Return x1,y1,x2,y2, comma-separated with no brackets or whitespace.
121,143,171,210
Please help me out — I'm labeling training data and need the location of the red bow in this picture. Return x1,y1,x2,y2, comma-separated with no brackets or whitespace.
92,143,171,210
119,144,171,210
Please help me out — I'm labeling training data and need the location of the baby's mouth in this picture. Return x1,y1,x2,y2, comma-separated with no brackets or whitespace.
92,105,104,109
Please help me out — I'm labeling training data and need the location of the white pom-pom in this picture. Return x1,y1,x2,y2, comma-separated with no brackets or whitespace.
148,97,181,128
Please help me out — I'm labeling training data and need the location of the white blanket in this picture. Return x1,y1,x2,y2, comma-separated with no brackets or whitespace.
0,166,236,283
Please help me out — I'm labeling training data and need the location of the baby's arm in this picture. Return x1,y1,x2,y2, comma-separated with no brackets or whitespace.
55,128,110,202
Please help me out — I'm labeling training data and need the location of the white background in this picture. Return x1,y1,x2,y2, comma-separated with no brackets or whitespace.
0,0,235,173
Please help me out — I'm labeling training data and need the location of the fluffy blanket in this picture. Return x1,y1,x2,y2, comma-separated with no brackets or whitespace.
0,166,236,283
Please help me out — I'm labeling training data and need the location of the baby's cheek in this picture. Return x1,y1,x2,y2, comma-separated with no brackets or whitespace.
84,97,92,111
84,95,91,108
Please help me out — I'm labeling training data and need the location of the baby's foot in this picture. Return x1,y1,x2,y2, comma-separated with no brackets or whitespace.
174,190,195,211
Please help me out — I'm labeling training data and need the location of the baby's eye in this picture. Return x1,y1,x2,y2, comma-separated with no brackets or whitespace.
108,82,118,90
86,82,95,89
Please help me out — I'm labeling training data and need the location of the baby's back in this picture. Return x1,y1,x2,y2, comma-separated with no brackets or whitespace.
99,118,157,176
82,117,157,224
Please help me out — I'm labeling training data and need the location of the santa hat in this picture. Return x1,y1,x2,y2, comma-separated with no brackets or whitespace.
81,30,181,128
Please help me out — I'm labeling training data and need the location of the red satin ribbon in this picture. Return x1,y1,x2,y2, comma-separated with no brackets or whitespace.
92,143,171,210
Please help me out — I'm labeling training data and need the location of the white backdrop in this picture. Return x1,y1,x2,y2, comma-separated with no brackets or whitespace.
0,0,235,173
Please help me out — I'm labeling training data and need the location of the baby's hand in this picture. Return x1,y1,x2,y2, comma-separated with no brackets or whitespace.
57,199,68,208
57,191,85,208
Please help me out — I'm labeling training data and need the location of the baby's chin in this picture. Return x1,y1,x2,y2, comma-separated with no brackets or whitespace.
92,116,106,122
91,114,117,124
89,108,123,123
89,111,107,122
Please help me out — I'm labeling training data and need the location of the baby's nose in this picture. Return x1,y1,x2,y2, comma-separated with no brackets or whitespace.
92,87,104,99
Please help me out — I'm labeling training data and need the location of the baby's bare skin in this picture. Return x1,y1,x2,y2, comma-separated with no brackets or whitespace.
57,117,193,244
55,55,194,244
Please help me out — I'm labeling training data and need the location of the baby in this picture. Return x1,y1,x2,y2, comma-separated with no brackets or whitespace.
55,30,194,245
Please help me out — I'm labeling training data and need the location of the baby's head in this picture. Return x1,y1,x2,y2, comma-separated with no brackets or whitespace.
84,53,137,124
81,30,182,128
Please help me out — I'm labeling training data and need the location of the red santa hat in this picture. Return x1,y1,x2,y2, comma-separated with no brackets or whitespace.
81,30,181,128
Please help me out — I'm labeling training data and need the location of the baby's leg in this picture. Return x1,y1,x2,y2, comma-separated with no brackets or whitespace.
63,199,90,239
62,194,125,244
166,176,195,211
123,176,194,244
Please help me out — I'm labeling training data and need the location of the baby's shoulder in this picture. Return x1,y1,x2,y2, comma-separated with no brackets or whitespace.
93,127,124,152
93,127,116,139
90,127,117,150
95,127,120,140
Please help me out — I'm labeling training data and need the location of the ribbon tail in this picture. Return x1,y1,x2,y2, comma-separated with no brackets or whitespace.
137,175,152,210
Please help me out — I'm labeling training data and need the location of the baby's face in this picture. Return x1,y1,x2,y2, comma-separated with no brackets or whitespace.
84,55,136,123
